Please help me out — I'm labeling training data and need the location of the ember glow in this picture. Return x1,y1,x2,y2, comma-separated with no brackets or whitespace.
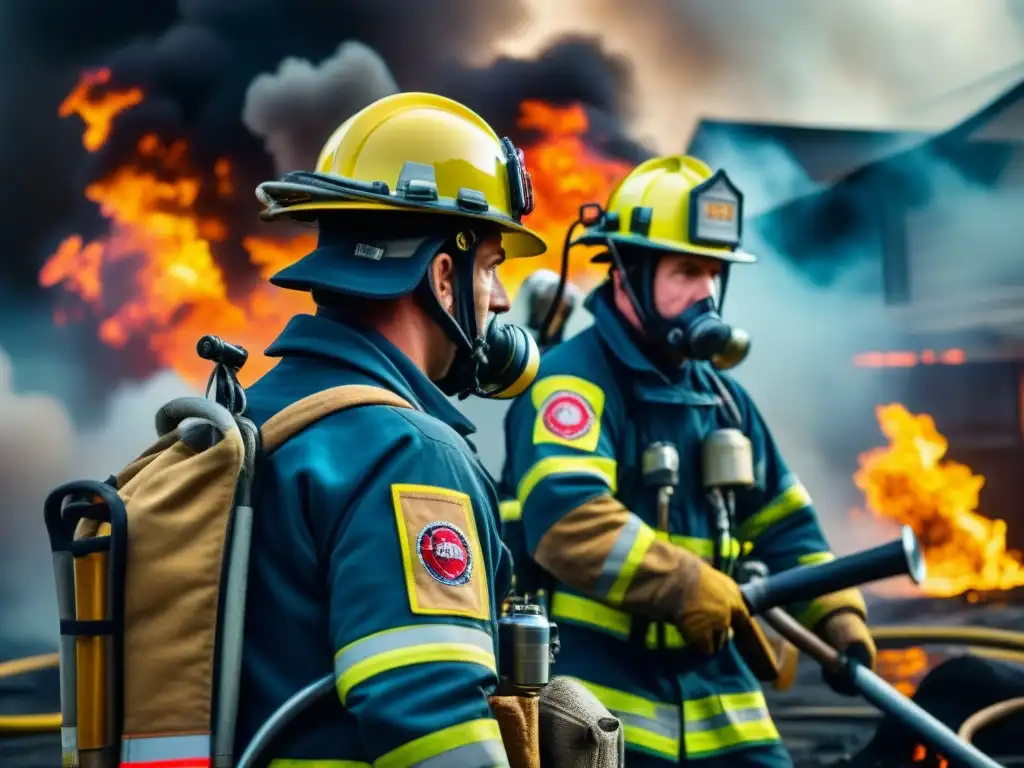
853,349,966,368
855,403,1024,597
42,74,630,387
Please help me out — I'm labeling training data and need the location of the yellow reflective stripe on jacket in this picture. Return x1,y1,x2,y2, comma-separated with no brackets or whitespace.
270,761,369,767
568,678,680,760
654,531,747,560
516,456,617,507
374,718,506,768
333,625,496,704
683,691,780,758
737,482,812,542
499,500,521,522
797,551,835,566
595,514,657,604
550,591,632,639
645,621,686,649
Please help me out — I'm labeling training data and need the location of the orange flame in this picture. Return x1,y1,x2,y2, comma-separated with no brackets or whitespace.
855,403,1024,597
876,646,930,697
42,73,633,388
58,68,144,152
502,100,633,302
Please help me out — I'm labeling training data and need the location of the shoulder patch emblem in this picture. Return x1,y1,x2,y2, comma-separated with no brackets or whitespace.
540,390,595,441
417,521,473,586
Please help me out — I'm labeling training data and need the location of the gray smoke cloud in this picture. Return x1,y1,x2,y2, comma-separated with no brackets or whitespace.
479,0,1024,152
0,356,193,648
242,41,399,175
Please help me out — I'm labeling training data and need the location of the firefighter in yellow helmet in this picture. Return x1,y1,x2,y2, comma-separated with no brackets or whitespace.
235,93,545,767
499,155,875,766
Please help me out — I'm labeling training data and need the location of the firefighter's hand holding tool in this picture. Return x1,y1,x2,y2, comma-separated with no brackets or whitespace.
739,533,1007,768
761,609,1006,768
816,610,877,696
723,525,924,682
673,549,781,678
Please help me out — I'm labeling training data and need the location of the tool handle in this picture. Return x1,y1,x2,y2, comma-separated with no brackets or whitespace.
761,609,1006,768
853,666,1006,768
740,526,925,614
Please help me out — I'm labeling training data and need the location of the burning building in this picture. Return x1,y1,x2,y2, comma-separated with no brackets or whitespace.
689,81,1024,599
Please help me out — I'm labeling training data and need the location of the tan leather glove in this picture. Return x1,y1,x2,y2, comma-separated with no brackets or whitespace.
817,610,876,696
534,496,779,679
673,557,779,681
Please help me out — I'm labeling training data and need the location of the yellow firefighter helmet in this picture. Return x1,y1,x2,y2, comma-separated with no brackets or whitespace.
256,91,547,258
575,155,756,263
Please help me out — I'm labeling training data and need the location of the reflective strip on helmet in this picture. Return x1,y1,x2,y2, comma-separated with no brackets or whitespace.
567,677,681,760
269,761,370,767
683,691,780,758
120,734,210,768
550,591,632,639
498,500,521,522
516,456,618,507
736,480,812,542
595,514,657,605
374,718,507,768
333,625,496,705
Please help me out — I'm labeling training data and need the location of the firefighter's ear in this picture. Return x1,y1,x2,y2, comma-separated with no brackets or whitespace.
431,252,456,314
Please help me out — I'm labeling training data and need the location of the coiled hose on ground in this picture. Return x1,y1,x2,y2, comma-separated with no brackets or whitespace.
2,627,1024,743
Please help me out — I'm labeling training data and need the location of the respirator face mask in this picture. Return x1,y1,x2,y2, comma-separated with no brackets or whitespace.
607,239,750,371
420,229,539,400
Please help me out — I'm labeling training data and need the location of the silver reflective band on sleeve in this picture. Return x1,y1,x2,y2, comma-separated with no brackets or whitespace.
591,513,656,606
121,733,211,763
413,739,509,768
594,515,644,598
333,624,497,704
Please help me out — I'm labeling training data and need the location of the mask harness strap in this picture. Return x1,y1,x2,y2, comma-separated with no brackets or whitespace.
416,231,489,399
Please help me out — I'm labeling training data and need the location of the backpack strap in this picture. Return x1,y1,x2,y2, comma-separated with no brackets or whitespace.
259,384,415,454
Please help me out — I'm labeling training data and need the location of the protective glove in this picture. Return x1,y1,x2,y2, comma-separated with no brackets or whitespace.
817,610,876,696
673,559,779,680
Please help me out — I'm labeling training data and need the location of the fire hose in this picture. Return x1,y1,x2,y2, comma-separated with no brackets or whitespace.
0,528,1019,764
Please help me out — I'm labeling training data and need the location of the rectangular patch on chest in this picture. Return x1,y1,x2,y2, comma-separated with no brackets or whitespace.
391,483,490,621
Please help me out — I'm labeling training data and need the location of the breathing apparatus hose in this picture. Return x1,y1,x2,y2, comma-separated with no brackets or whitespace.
0,653,61,734
537,216,584,345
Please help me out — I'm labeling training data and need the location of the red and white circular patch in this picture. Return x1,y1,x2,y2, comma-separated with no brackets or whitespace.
417,522,473,586
541,391,595,441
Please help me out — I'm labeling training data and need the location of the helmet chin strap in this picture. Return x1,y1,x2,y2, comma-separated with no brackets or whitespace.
417,237,489,398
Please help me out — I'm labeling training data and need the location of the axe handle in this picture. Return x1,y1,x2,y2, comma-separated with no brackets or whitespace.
761,609,1006,768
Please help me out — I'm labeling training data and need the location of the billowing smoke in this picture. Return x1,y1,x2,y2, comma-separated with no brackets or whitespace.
0,0,641,418
0,348,74,649
0,348,192,650
243,42,399,176
483,0,1024,153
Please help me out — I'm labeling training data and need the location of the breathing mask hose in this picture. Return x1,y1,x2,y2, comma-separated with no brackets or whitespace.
538,218,583,346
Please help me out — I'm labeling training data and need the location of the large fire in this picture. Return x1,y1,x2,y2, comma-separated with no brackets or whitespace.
41,72,629,388
856,403,1024,597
